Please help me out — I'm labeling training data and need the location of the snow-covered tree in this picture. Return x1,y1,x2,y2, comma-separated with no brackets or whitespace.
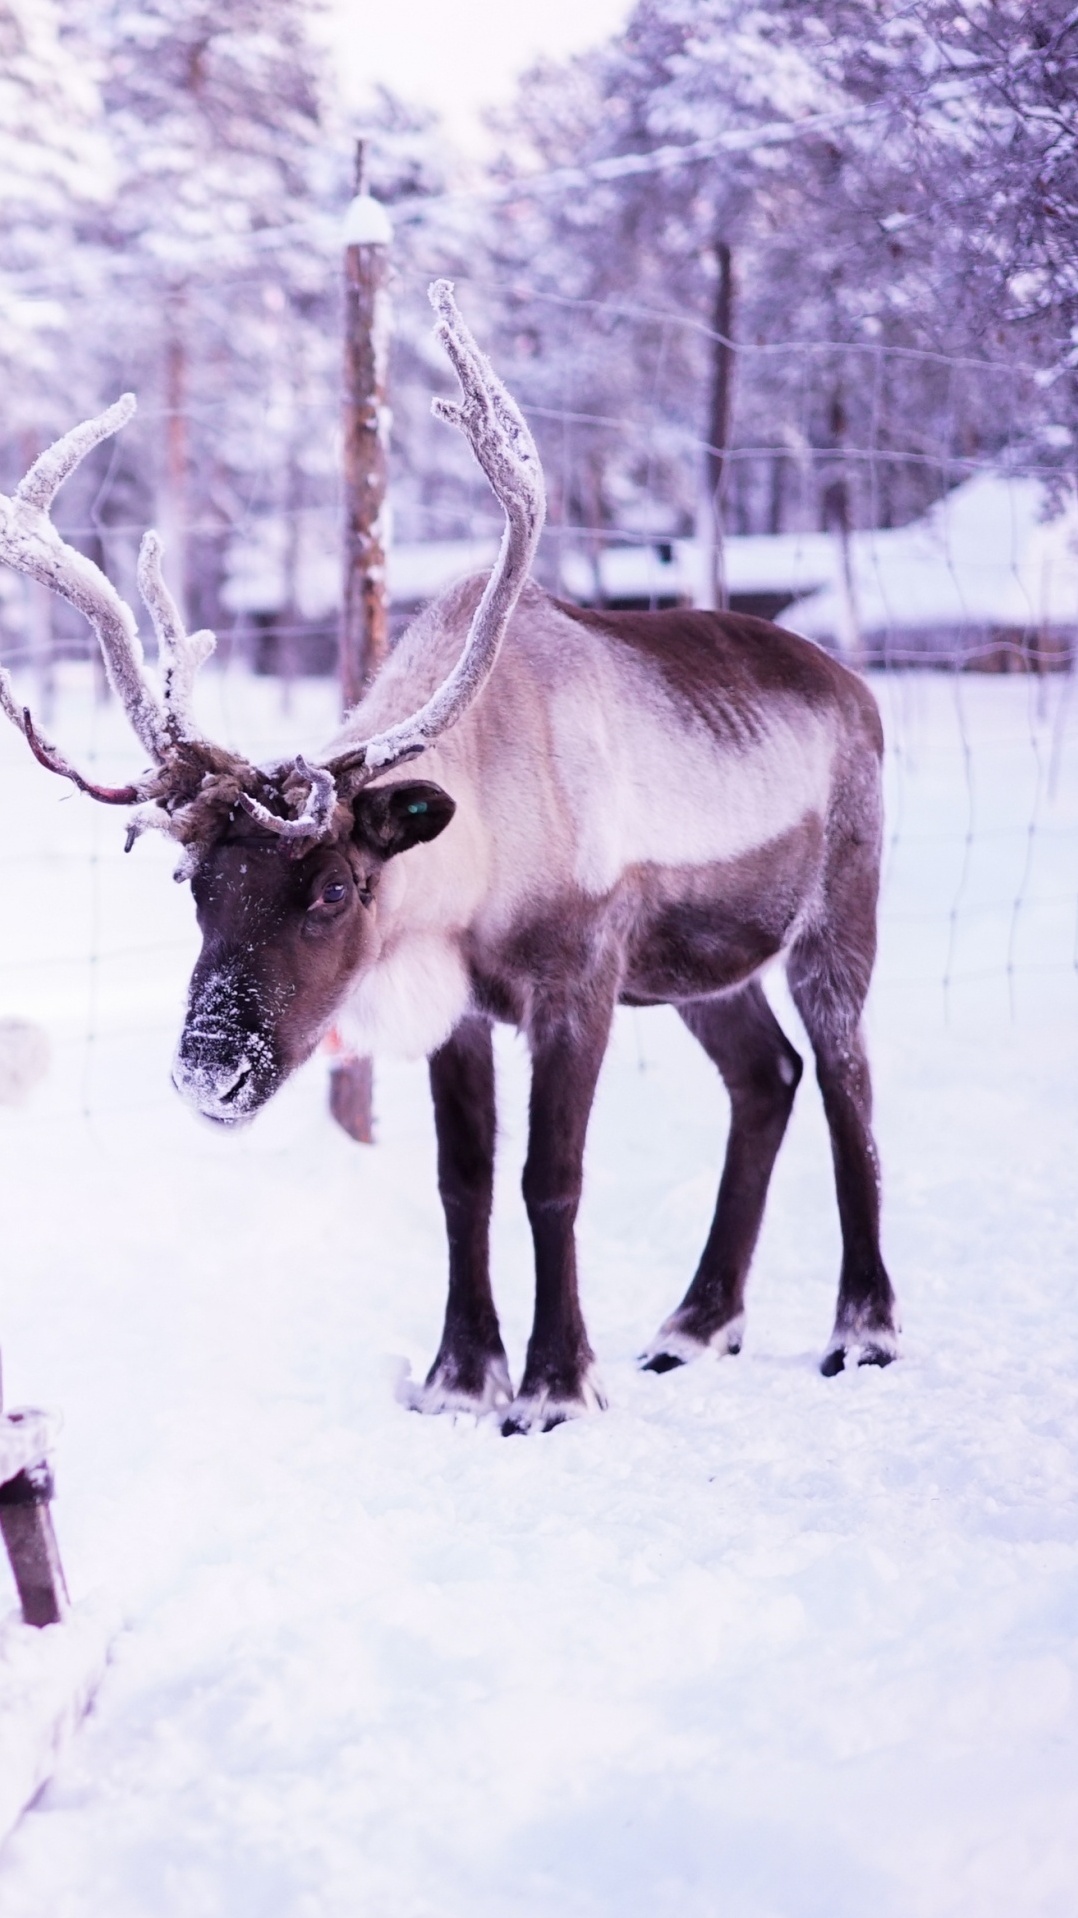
477,0,1042,549
65,0,341,627
0,0,112,439
779,0,1078,477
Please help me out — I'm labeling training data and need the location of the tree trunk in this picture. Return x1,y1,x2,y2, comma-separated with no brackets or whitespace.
697,241,734,611
821,390,863,666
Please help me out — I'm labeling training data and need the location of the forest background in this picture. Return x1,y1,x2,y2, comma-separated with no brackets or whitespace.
1,0,1076,658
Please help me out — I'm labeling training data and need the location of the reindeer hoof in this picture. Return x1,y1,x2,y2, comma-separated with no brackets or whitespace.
500,1368,607,1436
857,1342,896,1369
820,1326,899,1377
641,1350,684,1375
401,1352,513,1419
638,1312,745,1374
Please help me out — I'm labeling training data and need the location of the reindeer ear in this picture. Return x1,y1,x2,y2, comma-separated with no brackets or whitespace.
352,781,456,860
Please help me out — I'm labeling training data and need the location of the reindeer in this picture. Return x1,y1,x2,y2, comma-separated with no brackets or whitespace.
0,283,898,1432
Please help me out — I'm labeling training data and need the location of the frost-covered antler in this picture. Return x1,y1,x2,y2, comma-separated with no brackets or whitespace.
0,669,144,804
0,396,219,807
0,397,168,767
238,758,338,840
324,279,545,796
136,531,216,742
0,288,545,858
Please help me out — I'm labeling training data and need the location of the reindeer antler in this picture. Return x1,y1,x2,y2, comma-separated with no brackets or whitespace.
323,280,545,796
238,758,339,840
1,287,546,861
137,531,216,741
0,397,171,764
0,672,143,803
0,396,231,818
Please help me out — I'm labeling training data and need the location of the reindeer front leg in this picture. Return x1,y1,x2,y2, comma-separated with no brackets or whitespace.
503,984,613,1435
409,1016,512,1416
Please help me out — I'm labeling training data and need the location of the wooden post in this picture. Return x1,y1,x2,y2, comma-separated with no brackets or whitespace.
698,240,734,611
0,1466,69,1628
0,1367,68,1630
330,141,392,1144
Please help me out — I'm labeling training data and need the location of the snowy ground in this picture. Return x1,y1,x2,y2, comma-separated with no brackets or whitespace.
0,663,1075,1917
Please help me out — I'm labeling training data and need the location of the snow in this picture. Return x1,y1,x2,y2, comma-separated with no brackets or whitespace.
0,1413,57,1489
0,661,1075,1914
560,473,1078,645
559,530,835,609
389,536,501,609
791,473,1078,646
0,1605,114,1854
235,468,1075,640
0,1021,49,1107
340,194,394,248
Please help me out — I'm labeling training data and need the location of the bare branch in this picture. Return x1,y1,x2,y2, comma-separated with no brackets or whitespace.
328,281,545,789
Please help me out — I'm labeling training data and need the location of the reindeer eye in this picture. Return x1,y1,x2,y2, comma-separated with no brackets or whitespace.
321,881,347,905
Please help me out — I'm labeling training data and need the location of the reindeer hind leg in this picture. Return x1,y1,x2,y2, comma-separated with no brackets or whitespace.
640,981,803,1373
787,852,899,1375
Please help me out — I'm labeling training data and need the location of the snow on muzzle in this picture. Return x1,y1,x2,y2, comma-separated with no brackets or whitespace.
172,962,282,1124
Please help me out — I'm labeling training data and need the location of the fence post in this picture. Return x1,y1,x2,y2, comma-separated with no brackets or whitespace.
0,1361,68,1629
330,140,393,1145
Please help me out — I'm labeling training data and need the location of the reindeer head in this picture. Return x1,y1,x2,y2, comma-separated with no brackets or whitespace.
0,283,545,1123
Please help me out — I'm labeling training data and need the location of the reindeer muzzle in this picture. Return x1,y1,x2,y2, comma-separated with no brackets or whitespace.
172,964,282,1125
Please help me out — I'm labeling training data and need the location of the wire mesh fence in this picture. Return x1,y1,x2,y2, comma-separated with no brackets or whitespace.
0,256,1076,1142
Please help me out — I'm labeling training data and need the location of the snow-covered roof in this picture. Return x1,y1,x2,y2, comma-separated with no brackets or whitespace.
389,538,500,606
219,472,1078,639
220,517,500,621
788,473,1078,642
559,530,833,606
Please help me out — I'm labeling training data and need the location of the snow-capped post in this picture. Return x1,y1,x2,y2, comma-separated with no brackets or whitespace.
0,1354,113,1853
698,240,734,613
332,139,393,1145
340,138,393,707
0,1366,67,1630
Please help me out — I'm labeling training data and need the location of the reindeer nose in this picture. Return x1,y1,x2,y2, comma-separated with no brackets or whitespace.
204,1056,253,1109
172,1035,259,1124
